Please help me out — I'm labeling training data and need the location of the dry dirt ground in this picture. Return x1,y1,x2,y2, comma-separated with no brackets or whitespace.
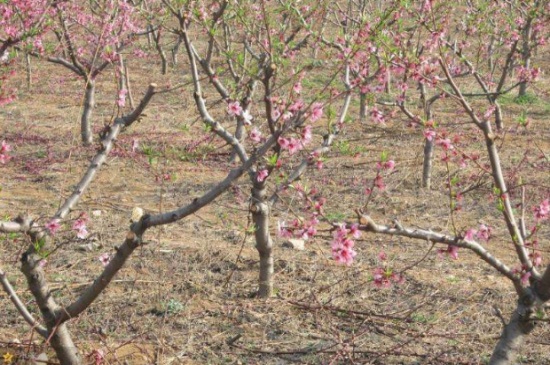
1,45,550,364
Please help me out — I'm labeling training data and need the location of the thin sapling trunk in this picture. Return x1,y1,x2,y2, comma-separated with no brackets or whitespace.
251,181,273,298
81,79,95,146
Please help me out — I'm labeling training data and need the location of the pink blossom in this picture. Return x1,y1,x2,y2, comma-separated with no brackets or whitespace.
287,138,302,155
437,245,459,260
333,224,349,240
99,253,111,267
278,137,290,149
373,268,389,288
534,199,549,221
423,129,436,141
0,140,11,164
374,175,385,190
370,108,385,124
0,154,10,164
227,101,243,116
383,160,395,171
521,271,531,285
372,267,403,288
1,140,12,153
476,224,491,242
249,128,262,143
289,99,305,112
341,238,354,249
256,169,269,182
116,88,127,107
310,103,324,122
314,197,326,211
530,252,542,267
45,219,61,235
464,228,476,241
349,223,361,239
72,217,87,230
378,251,387,261
332,246,357,265
447,245,459,260
76,227,89,239
293,82,302,94
436,138,453,150
277,221,293,238
90,349,105,365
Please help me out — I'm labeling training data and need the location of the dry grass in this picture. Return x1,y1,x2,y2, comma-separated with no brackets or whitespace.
0,39,549,365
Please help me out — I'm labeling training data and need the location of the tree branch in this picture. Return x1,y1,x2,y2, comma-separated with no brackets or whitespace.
0,267,48,337
55,84,157,219
355,211,518,284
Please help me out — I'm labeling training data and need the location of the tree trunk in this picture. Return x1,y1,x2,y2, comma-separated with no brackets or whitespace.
251,181,273,298
21,252,82,364
229,118,245,163
359,92,367,123
81,80,95,146
420,83,433,189
25,53,32,89
172,34,183,66
517,17,533,98
49,324,81,365
422,137,434,189
490,295,536,365
494,101,504,131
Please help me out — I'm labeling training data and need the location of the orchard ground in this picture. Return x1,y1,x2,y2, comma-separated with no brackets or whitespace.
1,46,549,364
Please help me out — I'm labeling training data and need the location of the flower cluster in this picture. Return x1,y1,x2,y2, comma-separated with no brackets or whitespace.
464,224,492,242
331,224,360,265
72,213,89,239
437,245,459,260
116,88,127,108
534,199,549,221
0,140,11,164
44,213,89,239
372,250,404,287
227,101,252,125
98,253,112,267
277,125,313,155
372,267,404,288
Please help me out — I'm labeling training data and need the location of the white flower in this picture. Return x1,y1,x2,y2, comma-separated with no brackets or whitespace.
242,109,253,125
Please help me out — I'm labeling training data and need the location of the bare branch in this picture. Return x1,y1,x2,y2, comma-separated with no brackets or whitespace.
55,84,157,219
0,267,48,337
181,25,249,163
356,211,518,284
59,227,142,322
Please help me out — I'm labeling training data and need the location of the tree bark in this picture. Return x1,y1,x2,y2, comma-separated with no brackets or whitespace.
251,181,273,298
359,92,367,123
21,252,81,365
229,118,245,163
517,17,533,98
422,137,434,189
490,294,536,365
420,83,433,189
81,80,95,146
